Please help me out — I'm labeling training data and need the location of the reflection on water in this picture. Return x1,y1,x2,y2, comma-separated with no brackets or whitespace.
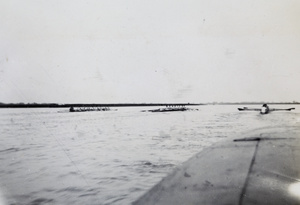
0,105,299,204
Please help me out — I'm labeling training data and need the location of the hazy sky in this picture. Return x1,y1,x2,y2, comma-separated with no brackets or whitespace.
1,0,300,103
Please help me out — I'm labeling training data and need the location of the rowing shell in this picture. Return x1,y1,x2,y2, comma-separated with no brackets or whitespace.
133,127,300,205
238,107,295,114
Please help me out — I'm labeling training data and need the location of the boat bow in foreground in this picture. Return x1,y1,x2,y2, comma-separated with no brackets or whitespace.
133,127,300,205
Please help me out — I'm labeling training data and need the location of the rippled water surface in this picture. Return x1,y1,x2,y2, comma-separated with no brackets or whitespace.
0,105,299,204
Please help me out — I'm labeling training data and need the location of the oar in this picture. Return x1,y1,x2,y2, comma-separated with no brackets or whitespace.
273,108,295,111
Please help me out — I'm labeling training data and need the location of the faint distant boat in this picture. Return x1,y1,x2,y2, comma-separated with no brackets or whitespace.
142,106,198,112
69,107,116,112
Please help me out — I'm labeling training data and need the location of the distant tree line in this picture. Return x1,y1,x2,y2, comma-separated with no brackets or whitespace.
0,102,298,108
0,103,61,108
210,102,300,105
0,103,203,108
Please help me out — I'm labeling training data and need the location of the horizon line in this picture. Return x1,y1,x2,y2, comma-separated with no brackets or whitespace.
0,101,299,108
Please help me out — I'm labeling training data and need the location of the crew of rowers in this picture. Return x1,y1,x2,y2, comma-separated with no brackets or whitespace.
165,105,186,107
69,107,110,112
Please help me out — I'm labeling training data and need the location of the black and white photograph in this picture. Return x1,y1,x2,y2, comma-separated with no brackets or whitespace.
1,0,300,204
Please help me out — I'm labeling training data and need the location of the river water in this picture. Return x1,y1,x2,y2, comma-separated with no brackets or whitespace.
0,105,299,205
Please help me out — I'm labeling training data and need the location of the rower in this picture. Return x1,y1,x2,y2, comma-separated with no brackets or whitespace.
260,104,270,114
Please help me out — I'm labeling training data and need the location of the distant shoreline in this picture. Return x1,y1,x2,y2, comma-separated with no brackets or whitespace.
210,102,300,105
0,102,299,108
0,103,203,108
